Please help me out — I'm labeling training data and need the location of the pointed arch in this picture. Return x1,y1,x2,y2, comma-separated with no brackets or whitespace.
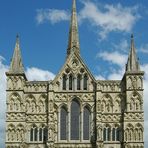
9,92,21,111
83,105,91,140
102,94,113,113
69,74,73,90
70,98,80,140
62,74,67,90
83,74,88,90
77,74,81,90
60,105,68,140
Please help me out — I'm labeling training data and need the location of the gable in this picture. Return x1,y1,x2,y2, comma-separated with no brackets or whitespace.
52,52,96,91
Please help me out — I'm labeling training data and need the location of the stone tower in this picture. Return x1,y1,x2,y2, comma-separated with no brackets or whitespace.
5,0,144,148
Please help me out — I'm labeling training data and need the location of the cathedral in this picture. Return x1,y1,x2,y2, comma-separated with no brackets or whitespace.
5,0,144,148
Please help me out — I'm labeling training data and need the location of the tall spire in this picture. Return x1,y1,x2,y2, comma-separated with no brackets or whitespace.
67,0,80,56
126,34,140,72
9,35,24,73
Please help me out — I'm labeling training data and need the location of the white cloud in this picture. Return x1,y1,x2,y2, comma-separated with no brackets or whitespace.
36,9,70,24
97,51,127,67
79,1,140,39
0,56,8,147
35,1,140,39
26,67,55,81
113,39,129,53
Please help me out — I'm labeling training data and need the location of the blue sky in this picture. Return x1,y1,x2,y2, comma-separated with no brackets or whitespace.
0,0,148,147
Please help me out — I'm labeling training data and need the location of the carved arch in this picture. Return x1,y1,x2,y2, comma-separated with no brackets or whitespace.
8,92,21,111
102,94,113,113
129,92,142,111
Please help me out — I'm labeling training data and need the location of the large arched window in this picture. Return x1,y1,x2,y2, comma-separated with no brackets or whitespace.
63,74,67,90
83,106,91,140
77,74,81,90
71,99,80,140
69,75,73,90
60,106,68,140
83,74,88,90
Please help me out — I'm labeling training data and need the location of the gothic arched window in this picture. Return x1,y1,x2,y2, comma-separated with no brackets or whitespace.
112,128,115,141
43,127,48,141
34,127,38,141
116,128,120,141
83,74,88,90
69,75,73,90
60,106,68,140
83,106,91,140
30,128,34,141
103,128,106,141
107,127,111,141
70,99,80,140
39,128,43,141
77,74,81,90
63,74,67,90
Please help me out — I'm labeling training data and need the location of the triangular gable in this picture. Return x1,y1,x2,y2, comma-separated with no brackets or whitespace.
53,51,96,84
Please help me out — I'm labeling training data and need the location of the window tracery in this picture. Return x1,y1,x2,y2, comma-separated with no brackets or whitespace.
30,125,48,142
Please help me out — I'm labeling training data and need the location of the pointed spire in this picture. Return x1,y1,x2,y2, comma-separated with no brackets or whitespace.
9,34,24,73
126,34,140,72
67,0,80,56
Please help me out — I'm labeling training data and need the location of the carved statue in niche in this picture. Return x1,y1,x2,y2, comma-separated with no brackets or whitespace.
101,101,105,112
16,99,21,111
97,101,101,111
31,101,36,112
9,100,14,111
20,129,24,141
132,77,137,89
106,102,110,112
12,77,19,89
97,125,102,141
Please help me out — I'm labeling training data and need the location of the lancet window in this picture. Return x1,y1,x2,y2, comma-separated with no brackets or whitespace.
60,106,68,140
59,99,91,141
103,125,120,142
30,125,48,142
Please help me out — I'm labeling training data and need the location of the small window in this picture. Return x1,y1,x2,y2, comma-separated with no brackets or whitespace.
83,75,88,90
77,74,81,90
116,128,120,141
107,127,111,141
63,75,67,90
60,106,68,140
69,75,73,90
34,127,38,141
30,128,34,141
112,128,115,141
83,106,91,140
39,128,43,141
43,127,48,141
103,128,106,141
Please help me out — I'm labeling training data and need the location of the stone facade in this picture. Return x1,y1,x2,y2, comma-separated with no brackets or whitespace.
5,0,144,148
